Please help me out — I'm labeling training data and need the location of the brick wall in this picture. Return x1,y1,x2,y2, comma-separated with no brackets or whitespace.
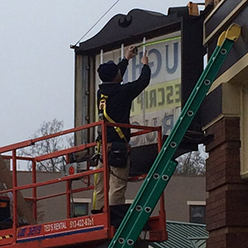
205,117,248,248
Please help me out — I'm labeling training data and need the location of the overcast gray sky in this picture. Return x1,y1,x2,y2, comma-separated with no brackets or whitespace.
0,0,204,147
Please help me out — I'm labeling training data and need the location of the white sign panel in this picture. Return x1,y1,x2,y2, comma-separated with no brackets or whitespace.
95,31,181,146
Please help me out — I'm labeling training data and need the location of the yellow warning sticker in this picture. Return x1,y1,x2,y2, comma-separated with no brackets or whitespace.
0,235,12,240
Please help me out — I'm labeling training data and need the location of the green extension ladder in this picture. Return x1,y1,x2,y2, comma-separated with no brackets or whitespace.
108,24,241,248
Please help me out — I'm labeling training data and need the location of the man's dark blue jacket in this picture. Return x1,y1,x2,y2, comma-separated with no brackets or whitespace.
97,58,151,143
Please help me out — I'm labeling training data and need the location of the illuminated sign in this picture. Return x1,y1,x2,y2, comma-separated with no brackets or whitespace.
95,32,181,146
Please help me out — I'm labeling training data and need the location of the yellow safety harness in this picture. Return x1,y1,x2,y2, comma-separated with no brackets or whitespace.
93,94,127,210
92,139,101,210
99,94,127,141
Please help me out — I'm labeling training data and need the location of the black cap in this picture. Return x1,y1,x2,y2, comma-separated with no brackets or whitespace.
97,60,118,82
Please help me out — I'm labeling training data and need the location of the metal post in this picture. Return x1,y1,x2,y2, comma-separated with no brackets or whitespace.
102,121,111,231
12,150,17,240
32,159,37,221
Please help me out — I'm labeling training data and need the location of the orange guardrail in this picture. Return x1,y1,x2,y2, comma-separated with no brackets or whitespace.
0,121,164,248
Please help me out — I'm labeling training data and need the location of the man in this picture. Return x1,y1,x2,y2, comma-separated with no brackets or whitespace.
94,45,151,211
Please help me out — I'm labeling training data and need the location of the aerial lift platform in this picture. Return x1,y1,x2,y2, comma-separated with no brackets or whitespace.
0,121,166,248
0,24,240,248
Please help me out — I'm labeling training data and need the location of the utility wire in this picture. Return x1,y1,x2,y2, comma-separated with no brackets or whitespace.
70,0,121,48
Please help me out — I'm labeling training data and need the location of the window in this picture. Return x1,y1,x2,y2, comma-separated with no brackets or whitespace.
73,202,88,217
190,205,205,224
188,201,206,224
71,198,91,217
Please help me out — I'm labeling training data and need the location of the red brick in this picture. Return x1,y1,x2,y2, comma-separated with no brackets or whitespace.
205,118,240,151
226,211,248,226
226,232,248,248
205,117,248,247
207,232,248,248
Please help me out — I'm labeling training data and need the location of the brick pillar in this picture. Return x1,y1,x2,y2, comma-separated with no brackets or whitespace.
205,117,248,248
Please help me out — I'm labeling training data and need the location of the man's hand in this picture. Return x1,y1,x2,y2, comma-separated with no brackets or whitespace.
141,50,148,65
125,45,138,60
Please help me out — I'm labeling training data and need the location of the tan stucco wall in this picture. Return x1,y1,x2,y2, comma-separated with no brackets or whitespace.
15,172,207,224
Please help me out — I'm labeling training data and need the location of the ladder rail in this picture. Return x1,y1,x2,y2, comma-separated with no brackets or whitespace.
108,24,241,248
